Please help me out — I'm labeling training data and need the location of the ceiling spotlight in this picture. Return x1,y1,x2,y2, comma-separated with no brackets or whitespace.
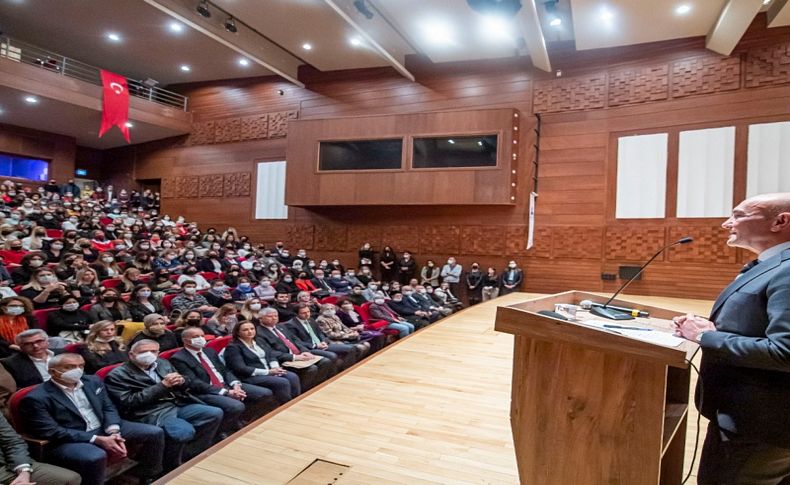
169,22,184,33
353,0,375,19
600,7,614,22
24,96,38,104
477,141,483,146
302,43,312,51
675,4,691,15
106,32,121,42
276,89,285,96
196,0,211,18
763,0,771,4
349,36,362,47
224,17,237,33
180,64,191,72
549,17,562,26
481,15,515,44
420,19,457,46
448,139,455,144
125,122,134,128
238,58,250,66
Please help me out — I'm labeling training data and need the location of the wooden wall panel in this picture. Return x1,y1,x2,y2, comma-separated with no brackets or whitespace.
0,123,76,184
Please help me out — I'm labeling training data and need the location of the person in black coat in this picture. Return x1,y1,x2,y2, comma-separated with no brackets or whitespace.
203,281,235,308
284,304,359,370
464,263,484,306
499,260,524,295
396,251,417,285
127,284,166,322
46,295,92,342
127,314,177,352
78,320,128,375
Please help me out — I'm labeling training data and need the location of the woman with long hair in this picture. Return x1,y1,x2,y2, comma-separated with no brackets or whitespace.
205,303,239,337
70,267,101,304
127,284,166,322
78,320,128,374
0,296,34,344
19,267,68,309
46,294,92,343
92,251,123,280
88,287,132,323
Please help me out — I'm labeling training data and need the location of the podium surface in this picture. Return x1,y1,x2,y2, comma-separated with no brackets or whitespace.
495,291,700,485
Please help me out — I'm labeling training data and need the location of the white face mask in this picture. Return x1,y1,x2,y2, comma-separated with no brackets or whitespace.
6,306,25,316
374,298,385,305
102,257,114,263
63,303,79,311
58,367,84,384
184,287,196,295
249,303,262,311
190,337,207,349
29,260,44,268
134,351,157,366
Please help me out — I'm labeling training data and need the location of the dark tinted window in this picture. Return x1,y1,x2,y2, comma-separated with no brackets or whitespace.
412,135,498,169
318,139,403,171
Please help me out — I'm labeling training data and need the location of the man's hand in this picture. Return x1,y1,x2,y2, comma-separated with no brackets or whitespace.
227,387,246,400
94,434,127,457
161,373,184,388
316,342,328,350
295,353,314,361
269,367,287,376
10,470,34,485
673,314,716,342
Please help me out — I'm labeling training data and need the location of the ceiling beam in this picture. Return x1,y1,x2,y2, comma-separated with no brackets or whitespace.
767,0,790,27
514,0,551,72
322,0,415,82
142,0,304,87
706,0,764,56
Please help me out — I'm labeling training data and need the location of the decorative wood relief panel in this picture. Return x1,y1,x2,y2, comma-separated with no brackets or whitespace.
160,177,176,199
418,226,461,254
175,175,199,198
605,227,666,261
744,41,790,88
185,110,298,146
223,172,251,197
346,226,383,252
198,174,224,198
608,65,669,107
314,226,348,252
285,224,314,250
670,55,740,98
667,226,736,264
460,226,506,256
524,227,551,259
533,74,607,113
551,227,602,259
386,227,420,254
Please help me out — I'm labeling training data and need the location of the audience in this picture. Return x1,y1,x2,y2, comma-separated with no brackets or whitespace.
78,321,128,374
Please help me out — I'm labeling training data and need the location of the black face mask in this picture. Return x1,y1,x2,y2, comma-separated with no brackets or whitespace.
186,318,202,326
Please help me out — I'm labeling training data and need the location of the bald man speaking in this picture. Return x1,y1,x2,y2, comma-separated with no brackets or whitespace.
674,193,790,484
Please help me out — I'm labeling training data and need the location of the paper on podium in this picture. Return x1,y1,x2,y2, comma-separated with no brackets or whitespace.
582,320,686,348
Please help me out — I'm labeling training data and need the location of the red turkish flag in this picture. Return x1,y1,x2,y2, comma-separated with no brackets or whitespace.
98,69,130,142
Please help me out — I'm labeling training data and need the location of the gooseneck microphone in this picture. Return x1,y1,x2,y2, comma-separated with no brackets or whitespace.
588,236,694,320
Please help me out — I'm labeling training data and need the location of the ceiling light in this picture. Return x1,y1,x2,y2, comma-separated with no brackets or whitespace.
349,36,362,47
238,58,250,66
106,32,121,42
763,0,772,4
125,122,134,128
477,141,483,146
24,96,38,104
480,15,515,44
549,17,562,27
169,22,184,33
600,7,614,22
448,139,455,144
420,19,457,47
675,4,691,15
180,64,191,72
302,43,312,51
196,0,210,18
224,17,237,33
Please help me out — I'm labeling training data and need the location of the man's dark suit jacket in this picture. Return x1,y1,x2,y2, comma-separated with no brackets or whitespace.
699,247,790,447
1,351,62,389
104,359,203,426
22,376,121,443
0,414,32,471
255,325,309,362
284,317,328,349
169,347,238,394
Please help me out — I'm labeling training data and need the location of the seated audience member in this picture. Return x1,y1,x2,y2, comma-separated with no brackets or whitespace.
130,251,154,274
205,304,239,337
43,238,66,263
20,268,69,309
286,304,359,370
368,295,415,339
500,260,524,295
293,291,320,318
481,267,500,302
420,260,440,288
11,252,47,285
225,322,304,405
435,282,463,312
127,284,166,322
361,281,381,302
465,263,484,306
128,314,178,351
173,310,216,345
204,279,235,308
272,292,296,322
197,251,227,273
0,413,81,485
20,226,48,251
413,285,451,317
178,266,210,290
119,267,143,293
92,251,123,280
274,273,299,299
0,297,34,344
424,286,453,315
170,328,272,434
104,340,224,471
22,353,165,484
315,304,372,359
78,321,128,374
238,298,264,325
88,287,132,323
0,365,15,419
223,266,242,288
387,291,431,328
254,308,334,391
171,281,216,316
231,276,256,301
1,329,57,388
46,295,92,343
344,285,367,306
151,268,179,294
90,231,113,253
344,268,362,288
76,238,99,263
153,250,184,274
326,269,352,294
69,267,101,304
1,239,28,266
294,271,318,294
252,277,276,302
310,269,335,296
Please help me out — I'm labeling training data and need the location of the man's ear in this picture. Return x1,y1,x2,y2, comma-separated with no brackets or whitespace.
772,212,790,232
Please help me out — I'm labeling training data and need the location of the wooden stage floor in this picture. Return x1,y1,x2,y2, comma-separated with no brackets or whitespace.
163,292,713,484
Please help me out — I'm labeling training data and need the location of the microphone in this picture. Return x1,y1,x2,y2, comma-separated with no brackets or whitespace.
579,300,649,318
588,236,694,320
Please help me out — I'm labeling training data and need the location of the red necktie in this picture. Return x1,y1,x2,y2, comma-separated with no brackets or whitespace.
274,328,301,354
197,351,223,387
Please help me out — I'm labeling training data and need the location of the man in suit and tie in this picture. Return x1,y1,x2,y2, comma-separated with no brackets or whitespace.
285,304,359,371
22,353,165,484
1,329,60,389
674,193,790,484
104,339,224,472
170,327,274,427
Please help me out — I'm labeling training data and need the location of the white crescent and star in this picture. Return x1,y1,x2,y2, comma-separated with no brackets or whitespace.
109,82,125,95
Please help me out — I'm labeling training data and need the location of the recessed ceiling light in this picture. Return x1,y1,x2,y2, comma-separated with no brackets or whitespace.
180,64,191,72
23,96,38,104
238,58,250,66
600,7,614,22
169,22,184,33
477,141,483,146
549,17,562,27
480,15,514,44
448,139,455,144
675,4,691,15
420,19,456,47
763,0,771,5
302,43,312,51
349,36,362,47
125,122,134,128
106,32,121,42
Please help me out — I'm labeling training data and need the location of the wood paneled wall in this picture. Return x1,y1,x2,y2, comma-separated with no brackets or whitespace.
104,16,790,300
0,123,76,183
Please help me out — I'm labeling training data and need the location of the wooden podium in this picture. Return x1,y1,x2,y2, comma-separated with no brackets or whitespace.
494,291,700,485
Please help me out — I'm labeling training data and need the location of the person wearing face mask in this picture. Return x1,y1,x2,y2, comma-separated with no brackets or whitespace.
22,353,165,485
88,288,132,323
171,281,217,317
90,230,113,252
173,310,216,344
253,277,277,303
1,240,27,266
177,266,210,290
440,257,463,296
44,238,65,263
223,266,242,288
500,260,524,295
420,260,440,288
150,268,180,295
205,304,239,337
104,339,225,472
79,321,128,374
197,251,228,274
11,252,47,285
127,284,166,322
326,270,352,294
361,281,382,302
204,280,234,308
385,291,432,329
130,251,155,274
465,263,484,306
20,226,49,251
285,304,359,371
396,251,417,285
0,297,34,345
367,294,415,339
91,251,122,281
238,298,265,325
129,314,177,351
20,268,68,309
47,295,92,343
231,277,256,302
274,273,300,299
315,303,371,359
